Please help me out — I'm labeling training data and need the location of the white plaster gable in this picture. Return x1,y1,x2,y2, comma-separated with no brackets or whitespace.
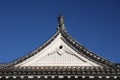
15,33,100,67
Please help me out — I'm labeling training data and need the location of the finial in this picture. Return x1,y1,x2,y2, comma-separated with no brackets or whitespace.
57,14,66,32
58,13,64,24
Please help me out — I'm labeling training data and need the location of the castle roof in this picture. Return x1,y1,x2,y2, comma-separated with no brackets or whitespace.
0,14,120,79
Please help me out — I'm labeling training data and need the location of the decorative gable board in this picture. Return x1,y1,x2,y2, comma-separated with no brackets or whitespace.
15,33,100,67
8,14,114,68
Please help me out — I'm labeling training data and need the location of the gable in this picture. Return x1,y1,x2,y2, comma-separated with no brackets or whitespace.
15,33,100,67
8,14,114,68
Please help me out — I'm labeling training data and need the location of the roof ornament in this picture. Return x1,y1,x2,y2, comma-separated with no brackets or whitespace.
57,14,66,32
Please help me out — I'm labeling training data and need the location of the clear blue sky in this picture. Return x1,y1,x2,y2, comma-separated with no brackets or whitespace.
0,0,120,63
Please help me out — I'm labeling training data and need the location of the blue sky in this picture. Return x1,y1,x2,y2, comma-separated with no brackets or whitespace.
0,0,120,63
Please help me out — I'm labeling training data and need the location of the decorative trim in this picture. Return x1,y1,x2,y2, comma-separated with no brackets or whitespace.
61,31,115,67
0,25,117,68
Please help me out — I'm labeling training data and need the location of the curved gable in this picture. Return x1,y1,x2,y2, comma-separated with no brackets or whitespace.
15,33,100,67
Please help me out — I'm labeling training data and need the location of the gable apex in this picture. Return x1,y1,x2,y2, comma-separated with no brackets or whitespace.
15,33,100,67
2,15,115,68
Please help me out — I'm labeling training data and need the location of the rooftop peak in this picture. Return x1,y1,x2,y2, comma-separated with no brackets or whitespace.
57,14,66,32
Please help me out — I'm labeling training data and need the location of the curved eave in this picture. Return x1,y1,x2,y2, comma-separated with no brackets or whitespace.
5,30,60,67
0,29,116,68
60,30,115,67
